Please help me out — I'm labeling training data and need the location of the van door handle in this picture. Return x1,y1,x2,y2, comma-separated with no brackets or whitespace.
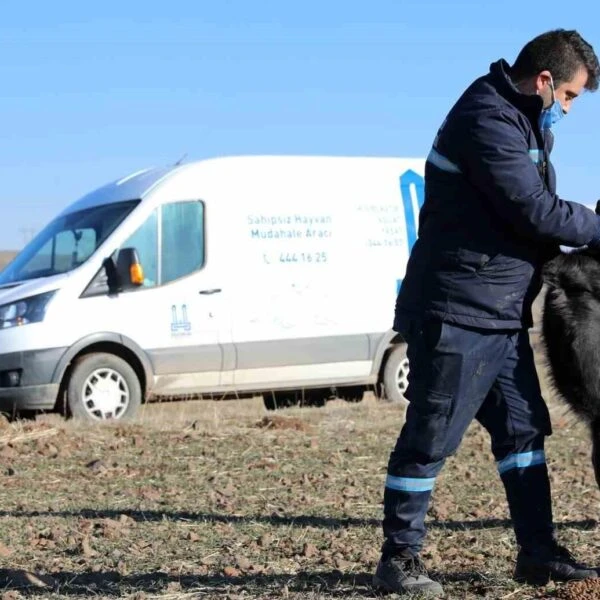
199,288,222,295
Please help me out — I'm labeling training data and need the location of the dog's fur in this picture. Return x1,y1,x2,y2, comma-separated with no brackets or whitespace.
542,243,600,487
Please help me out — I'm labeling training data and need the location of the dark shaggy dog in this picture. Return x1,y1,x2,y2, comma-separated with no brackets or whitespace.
542,230,600,487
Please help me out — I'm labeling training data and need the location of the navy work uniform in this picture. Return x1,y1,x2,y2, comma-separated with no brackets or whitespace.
383,59,600,556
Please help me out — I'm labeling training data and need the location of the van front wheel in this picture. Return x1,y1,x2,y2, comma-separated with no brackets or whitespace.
67,353,142,421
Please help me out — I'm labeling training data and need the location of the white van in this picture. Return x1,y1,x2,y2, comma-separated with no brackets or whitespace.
0,155,424,421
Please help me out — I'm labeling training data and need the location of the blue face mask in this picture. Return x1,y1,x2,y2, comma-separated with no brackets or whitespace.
539,76,565,130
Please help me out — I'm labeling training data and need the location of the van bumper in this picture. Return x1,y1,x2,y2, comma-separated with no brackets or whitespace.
0,348,66,411
0,384,60,410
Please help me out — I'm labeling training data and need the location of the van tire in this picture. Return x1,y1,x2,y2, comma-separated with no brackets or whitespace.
67,353,142,422
381,344,410,407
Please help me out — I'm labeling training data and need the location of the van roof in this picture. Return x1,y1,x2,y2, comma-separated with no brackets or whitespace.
61,165,180,214
61,155,425,215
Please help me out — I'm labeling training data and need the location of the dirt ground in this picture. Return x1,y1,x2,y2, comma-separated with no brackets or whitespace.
0,348,598,600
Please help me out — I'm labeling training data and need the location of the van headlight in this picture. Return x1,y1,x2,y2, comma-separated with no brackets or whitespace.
0,291,56,329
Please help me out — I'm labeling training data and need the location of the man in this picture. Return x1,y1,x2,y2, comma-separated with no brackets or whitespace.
374,29,600,597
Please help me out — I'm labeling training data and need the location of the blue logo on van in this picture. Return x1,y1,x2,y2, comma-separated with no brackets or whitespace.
397,169,425,294
171,304,192,334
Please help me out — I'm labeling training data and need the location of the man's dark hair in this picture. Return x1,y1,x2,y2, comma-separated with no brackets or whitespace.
511,29,600,91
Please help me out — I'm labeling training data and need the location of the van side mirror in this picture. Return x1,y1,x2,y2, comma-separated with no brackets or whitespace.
103,247,144,293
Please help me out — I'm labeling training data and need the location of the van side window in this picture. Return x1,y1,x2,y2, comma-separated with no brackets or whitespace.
121,210,158,287
161,201,205,284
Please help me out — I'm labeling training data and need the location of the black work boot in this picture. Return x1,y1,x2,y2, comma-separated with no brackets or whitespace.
513,542,598,585
373,549,444,597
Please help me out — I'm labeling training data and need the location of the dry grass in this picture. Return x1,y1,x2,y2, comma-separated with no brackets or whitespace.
0,360,597,600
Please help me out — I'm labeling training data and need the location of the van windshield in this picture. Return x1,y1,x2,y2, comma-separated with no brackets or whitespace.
0,200,140,285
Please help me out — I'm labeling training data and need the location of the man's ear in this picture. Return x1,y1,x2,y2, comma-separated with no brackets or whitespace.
535,70,552,94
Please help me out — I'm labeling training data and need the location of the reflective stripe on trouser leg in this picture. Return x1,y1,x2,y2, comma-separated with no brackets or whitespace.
497,450,546,474
386,475,437,493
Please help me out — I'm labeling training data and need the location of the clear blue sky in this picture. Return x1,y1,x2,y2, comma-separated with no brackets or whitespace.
1,1,599,249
